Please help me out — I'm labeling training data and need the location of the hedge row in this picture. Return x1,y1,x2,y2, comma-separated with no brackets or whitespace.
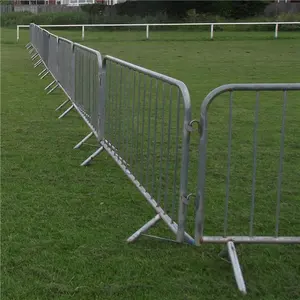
81,1,271,19
2,11,300,32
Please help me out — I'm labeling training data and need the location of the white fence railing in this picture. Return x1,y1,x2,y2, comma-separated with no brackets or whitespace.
17,21,300,41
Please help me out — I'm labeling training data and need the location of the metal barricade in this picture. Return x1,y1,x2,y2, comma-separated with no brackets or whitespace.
194,83,300,294
73,43,102,137
100,55,194,244
57,37,74,100
26,24,300,295
41,30,50,67
48,33,58,80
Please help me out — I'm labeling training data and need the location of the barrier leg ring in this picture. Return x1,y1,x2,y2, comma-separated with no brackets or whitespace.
127,214,161,243
74,131,93,149
55,99,70,111
227,241,247,295
80,146,104,166
58,104,74,119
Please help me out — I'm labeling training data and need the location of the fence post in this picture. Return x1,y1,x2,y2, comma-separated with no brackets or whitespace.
146,25,149,40
275,23,279,39
17,25,20,41
210,23,214,40
82,25,85,41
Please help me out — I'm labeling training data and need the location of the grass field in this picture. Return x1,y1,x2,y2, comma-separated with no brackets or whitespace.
2,28,300,299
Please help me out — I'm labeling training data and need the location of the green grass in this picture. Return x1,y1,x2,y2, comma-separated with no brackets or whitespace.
2,28,300,299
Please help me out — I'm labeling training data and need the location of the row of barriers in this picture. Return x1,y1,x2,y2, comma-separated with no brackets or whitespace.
27,23,300,295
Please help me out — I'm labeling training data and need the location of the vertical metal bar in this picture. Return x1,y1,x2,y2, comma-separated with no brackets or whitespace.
172,90,181,222
249,92,259,236
121,67,128,164
117,66,123,156
125,68,132,165
106,61,112,139
146,25,149,40
151,80,159,198
177,82,192,243
129,72,137,168
224,92,234,237
145,78,153,189
113,64,119,148
157,83,166,206
134,72,142,179
194,112,208,245
139,75,147,183
17,25,20,41
163,86,173,213
275,90,287,237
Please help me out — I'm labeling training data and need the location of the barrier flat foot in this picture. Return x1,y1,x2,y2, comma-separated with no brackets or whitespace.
74,132,93,149
47,84,58,95
45,80,56,90
80,146,104,166
38,68,47,77
31,53,39,60
227,241,247,295
55,99,70,111
127,214,161,243
58,104,74,119
34,59,42,68
41,70,50,79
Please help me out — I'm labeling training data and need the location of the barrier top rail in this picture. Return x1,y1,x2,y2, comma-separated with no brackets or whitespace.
17,21,300,41
103,55,191,108
200,83,300,111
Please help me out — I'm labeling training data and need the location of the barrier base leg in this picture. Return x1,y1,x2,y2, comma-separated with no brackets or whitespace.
127,214,161,243
74,131,94,149
31,53,39,61
38,68,47,77
29,48,35,55
25,43,32,49
80,146,104,166
41,70,50,79
45,80,56,91
58,104,74,119
227,241,247,295
47,83,58,95
34,59,42,68
55,99,70,111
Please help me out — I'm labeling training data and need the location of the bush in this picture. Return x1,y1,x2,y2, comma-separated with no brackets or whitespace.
1,11,90,27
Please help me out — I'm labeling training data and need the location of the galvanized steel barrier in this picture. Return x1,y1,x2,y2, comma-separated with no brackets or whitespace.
101,56,193,244
194,84,300,293
26,23,300,295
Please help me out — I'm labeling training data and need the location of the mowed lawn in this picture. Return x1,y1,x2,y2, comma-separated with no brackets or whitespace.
2,28,300,300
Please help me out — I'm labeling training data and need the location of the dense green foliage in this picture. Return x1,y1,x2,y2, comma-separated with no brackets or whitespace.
104,0,271,19
2,9,300,32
